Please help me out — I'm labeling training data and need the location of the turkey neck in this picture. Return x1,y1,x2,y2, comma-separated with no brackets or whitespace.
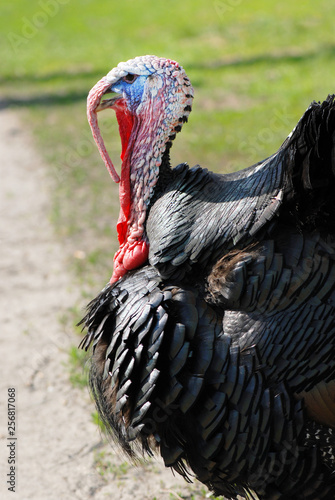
112,106,174,283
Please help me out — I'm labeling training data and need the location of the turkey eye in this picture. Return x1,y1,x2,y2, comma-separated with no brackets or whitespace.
123,74,138,84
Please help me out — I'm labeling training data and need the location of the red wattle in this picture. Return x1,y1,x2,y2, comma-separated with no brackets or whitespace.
115,106,134,162
114,106,135,246
123,240,149,270
110,240,149,283
110,105,148,283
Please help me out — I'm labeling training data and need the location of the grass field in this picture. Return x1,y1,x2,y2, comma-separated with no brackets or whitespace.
2,0,335,288
1,3,335,497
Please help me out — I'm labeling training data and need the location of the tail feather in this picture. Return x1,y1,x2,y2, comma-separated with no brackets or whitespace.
282,94,335,231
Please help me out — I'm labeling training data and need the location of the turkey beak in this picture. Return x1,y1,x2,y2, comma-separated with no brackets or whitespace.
96,93,122,112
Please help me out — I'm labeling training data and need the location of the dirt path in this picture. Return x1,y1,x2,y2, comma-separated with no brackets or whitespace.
0,109,207,500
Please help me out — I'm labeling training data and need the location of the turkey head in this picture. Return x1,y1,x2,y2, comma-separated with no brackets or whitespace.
87,55,194,282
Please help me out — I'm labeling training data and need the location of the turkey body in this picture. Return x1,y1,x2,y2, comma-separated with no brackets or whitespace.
81,56,335,499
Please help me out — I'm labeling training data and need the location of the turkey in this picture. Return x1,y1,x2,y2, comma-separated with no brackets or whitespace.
80,55,335,499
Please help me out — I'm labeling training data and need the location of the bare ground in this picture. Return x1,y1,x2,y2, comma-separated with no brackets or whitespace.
0,109,213,500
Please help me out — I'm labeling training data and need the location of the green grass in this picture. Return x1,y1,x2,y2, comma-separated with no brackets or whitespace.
67,345,89,388
94,450,130,479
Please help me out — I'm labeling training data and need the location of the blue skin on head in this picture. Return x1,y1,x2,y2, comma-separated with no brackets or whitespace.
111,75,148,113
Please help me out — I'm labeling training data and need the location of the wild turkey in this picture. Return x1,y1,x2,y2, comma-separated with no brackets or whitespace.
80,55,335,499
